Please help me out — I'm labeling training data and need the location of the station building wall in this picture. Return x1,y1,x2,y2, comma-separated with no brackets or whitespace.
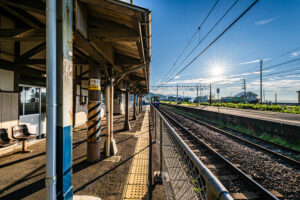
0,92,18,137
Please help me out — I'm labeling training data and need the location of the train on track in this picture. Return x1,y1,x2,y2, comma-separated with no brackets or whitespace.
151,96,160,107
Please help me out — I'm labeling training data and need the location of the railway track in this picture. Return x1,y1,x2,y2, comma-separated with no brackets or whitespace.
157,106,300,200
161,105,300,168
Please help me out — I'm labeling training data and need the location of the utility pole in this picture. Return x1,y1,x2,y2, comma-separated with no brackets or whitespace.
242,78,246,103
200,84,202,97
196,85,199,106
176,84,178,102
209,83,212,106
275,93,277,104
263,89,265,103
260,59,263,104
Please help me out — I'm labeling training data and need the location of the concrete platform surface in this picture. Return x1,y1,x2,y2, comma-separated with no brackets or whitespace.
0,107,164,200
74,195,101,200
189,105,300,126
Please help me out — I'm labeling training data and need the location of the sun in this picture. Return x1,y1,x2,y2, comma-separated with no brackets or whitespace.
211,66,223,76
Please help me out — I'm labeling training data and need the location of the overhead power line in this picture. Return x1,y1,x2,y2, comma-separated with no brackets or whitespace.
263,46,300,65
166,0,259,84
198,0,220,30
159,0,220,85
263,57,300,70
166,0,239,82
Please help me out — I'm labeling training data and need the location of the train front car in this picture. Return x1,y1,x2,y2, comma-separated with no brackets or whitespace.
151,96,160,107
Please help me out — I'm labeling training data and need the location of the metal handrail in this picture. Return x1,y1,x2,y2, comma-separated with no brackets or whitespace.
151,104,233,200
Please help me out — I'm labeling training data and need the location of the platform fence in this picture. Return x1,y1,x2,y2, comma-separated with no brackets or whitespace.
150,105,233,200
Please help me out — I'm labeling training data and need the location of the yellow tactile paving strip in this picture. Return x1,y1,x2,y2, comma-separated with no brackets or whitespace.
122,109,150,200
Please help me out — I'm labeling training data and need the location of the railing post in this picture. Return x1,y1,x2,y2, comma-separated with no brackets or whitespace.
160,117,163,173
154,108,157,139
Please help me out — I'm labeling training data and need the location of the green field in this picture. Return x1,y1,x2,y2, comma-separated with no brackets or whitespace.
161,101,300,114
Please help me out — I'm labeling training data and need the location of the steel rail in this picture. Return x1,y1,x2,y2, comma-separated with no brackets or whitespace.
152,105,233,200
162,103,300,155
162,105,300,168
158,107,279,200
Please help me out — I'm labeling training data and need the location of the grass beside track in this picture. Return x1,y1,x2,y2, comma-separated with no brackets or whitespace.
161,104,300,151
161,101,300,114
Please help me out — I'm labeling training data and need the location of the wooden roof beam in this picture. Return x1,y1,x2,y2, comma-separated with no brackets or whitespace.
114,53,141,65
113,64,146,79
135,21,145,63
89,27,138,42
74,32,110,78
15,58,89,65
89,40,114,65
16,42,45,62
0,28,44,41
88,18,139,42
0,0,45,14
0,3,43,28
129,73,146,81
0,59,44,77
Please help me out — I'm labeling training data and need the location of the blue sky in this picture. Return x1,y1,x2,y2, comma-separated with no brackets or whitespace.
130,0,300,102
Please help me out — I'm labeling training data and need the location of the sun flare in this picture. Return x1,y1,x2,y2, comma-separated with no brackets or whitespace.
211,66,223,76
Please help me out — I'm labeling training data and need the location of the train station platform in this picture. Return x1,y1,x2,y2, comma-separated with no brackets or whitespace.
0,106,164,200
186,105,300,127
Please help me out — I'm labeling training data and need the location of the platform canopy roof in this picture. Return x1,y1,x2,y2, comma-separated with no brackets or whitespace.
0,0,151,93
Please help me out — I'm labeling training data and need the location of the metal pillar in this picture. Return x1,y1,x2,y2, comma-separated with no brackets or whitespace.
209,83,212,106
105,84,111,157
124,87,131,130
140,95,143,112
196,85,199,106
136,94,140,116
176,84,178,102
45,0,57,198
159,117,163,173
56,0,73,199
138,95,142,113
260,59,263,104
87,58,101,162
105,78,117,156
132,93,137,120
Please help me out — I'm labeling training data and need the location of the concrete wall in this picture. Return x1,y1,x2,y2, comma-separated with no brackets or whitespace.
165,103,300,146
20,114,39,135
0,69,14,91
114,92,125,115
75,95,88,127
0,92,19,137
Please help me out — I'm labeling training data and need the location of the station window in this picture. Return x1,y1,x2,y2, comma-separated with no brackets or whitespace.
19,86,46,115
41,88,46,113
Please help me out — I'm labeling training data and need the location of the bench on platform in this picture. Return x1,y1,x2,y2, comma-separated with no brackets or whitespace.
0,129,18,148
12,125,37,152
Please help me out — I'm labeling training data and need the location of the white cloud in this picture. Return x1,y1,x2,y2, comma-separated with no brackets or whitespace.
291,51,300,57
239,58,270,65
255,17,278,25
240,59,260,65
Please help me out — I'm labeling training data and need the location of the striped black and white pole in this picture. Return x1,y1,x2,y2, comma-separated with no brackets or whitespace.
87,101,101,142
87,58,101,162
